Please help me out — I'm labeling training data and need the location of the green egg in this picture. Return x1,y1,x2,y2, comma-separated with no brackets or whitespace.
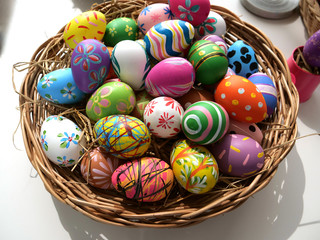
188,40,228,85
103,17,139,47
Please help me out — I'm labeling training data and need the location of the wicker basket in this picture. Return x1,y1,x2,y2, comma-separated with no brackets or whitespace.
300,0,320,36
18,0,299,227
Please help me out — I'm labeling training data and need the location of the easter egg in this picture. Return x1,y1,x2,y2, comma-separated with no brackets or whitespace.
169,0,211,26
63,11,106,50
103,17,139,47
130,90,154,120
37,68,86,104
227,40,259,78
135,39,146,49
248,72,277,116
106,47,117,79
303,29,320,67
211,134,265,177
71,39,110,93
86,82,136,122
80,147,119,189
137,3,175,34
144,96,184,138
227,119,263,144
176,87,214,109
194,11,226,40
40,115,86,167
94,115,151,159
182,101,229,145
111,40,151,91
201,34,228,54
214,75,268,123
144,20,195,61
188,40,228,84
145,57,195,97
170,139,219,194
112,157,174,202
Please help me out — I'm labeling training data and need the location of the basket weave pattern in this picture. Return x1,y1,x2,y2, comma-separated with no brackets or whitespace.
18,0,299,227
300,0,320,36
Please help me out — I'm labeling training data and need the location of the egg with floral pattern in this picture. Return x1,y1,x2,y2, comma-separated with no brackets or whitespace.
194,11,226,39
37,68,86,105
170,139,219,194
40,115,86,167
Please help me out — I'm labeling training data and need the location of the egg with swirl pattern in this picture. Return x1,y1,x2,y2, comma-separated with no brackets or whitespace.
144,20,195,61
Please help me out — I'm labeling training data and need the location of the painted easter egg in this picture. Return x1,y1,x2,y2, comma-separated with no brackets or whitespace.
135,39,146,49
144,20,195,61
227,40,259,78
111,40,151,91
86,81,136,122
143,96,184,138
112,157,174,202
37,68,86,104
176,87,214,109
211,134,265,177
71,39,110,93
194,11,226,40
145,57,195,98
137,3,175,34
182,101,229,145
63,11,106,50
227,119,263,144
248,72,277,116
303,29,320,67
40,115,86,167
105,47,117,79
94,115,151,159
201,34,228,54
170,139,219,194
169,0,211,26
188,40,228,84
80,147,119,189
214,75,268,123
130,90,154,120
103,17,139,47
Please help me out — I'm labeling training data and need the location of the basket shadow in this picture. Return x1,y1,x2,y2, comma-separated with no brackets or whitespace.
52,145,305,240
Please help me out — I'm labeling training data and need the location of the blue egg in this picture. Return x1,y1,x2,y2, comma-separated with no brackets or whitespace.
227,40,258,78
248,72,277,116
37,68,86,104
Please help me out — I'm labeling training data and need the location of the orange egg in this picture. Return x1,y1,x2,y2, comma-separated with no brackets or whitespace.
214,75,267,123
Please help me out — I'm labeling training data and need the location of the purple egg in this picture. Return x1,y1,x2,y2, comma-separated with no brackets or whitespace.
211,134,265,177
71,39,111,93
201,34,228,54
303,29,320,68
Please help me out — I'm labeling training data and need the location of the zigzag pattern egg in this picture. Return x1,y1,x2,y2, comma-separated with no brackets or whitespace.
63,11,106,50
144,20,195,61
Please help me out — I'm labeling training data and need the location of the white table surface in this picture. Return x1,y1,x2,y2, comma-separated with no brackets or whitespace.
1,0,318,239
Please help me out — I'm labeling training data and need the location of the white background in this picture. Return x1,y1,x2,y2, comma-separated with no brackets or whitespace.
1,0,319,239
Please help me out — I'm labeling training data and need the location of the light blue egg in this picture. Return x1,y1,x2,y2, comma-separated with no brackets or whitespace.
37,68,86,104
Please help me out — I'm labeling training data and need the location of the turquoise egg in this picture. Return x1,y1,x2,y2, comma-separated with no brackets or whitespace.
37,68,86,104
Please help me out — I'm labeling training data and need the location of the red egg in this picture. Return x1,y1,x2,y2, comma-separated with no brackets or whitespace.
214,75,267,123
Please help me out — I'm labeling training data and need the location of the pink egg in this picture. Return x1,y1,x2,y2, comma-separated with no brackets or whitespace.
169,0,211,26
144,96,184,138
145,57,195,98
227,119,263,144
201,34,228,54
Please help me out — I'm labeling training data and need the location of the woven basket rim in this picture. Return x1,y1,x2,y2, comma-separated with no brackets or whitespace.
17,0,299,228
299,0,320,36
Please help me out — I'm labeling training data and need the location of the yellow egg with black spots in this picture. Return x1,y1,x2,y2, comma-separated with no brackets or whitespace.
63,11,107,50
170,139,219,194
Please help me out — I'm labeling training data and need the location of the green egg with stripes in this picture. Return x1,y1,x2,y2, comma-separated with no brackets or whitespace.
187,40,228,85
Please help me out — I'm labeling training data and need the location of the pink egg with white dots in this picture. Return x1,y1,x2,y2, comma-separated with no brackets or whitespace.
143,96,184,138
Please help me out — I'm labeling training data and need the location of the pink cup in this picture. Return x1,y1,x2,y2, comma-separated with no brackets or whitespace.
287,46,320,103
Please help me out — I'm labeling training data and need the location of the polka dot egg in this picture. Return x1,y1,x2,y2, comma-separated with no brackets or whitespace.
214,75,267,123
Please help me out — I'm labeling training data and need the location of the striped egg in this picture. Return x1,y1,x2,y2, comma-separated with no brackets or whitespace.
248,73,277,116
211,134,265,177
112,157,174,202
144,20,194,61
188,40,228,85
63,11,106,50
182,101,229,145
145,57,195,97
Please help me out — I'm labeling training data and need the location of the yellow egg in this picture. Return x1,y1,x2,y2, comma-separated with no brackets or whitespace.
170,139,219,194
63,11,107,50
